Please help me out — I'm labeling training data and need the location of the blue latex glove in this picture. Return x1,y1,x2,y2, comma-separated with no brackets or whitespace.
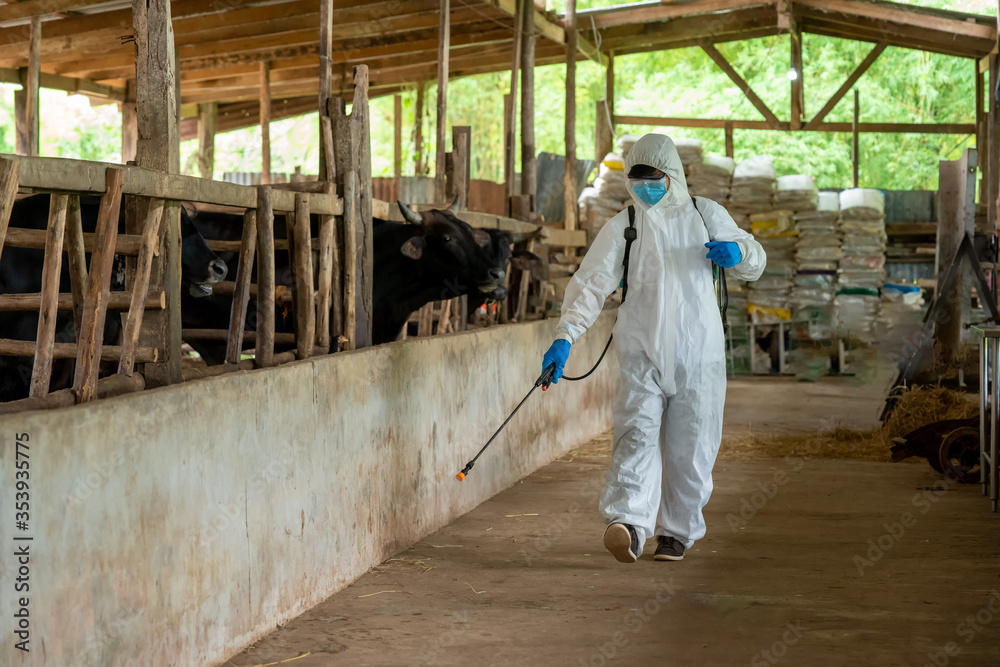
705,241,742,268
542,339,571,384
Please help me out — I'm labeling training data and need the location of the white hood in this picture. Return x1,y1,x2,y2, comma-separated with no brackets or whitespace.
624,133,691,212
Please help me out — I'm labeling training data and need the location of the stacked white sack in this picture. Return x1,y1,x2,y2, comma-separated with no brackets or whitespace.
673,137,704,174
746,211,796,324
791,190,840,309
835,188,886,339
579,152,629,248
727,155,777,217
688,155,734,206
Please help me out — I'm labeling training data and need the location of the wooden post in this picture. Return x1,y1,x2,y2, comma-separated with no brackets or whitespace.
25,17,41,157
260,61,272,185
606,49,615,126
434,0,451,202
73,169,124,403
29,194,68,397
504,0,524,214
197,102,217,180
852,89,860,188
394,93,403,200
342,170,358,350
790,24,804,131
318,0,334,181
520,2,536,213
122,79,137,164
132,0,182,386
64,195,87,339
225,209,257,364
118,199,165,376
936,149,978,363
596,98,613,162
330,65,373,348
564,0,578,245
724,120,734,158
414,81,426,176
292,193,315,359
0,157,19,267
515,238,536,323
14,80,27,156
255,186,276,367
989,53,999,232
316,182,338,352
450,126,471,208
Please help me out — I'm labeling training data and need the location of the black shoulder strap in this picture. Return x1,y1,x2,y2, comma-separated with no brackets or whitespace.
621,205,637,304
692,196,730,332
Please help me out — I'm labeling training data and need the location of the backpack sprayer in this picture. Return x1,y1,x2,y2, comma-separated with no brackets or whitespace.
456,200,728,481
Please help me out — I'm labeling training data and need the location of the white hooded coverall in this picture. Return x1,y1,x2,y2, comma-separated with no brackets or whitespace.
556,134,766,548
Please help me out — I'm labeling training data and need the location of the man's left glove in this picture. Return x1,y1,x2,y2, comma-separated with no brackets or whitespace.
542,339,571,384
705,241,742,268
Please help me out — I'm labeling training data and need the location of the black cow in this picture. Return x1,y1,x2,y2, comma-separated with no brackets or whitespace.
0,194,227,402
467,227,541,312
181,200,512,359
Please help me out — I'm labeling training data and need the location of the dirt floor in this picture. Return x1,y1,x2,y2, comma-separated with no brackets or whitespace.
225,376,1000,667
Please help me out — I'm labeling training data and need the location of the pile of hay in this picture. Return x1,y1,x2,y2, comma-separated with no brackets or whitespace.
881,384,979,442
720,385,979,463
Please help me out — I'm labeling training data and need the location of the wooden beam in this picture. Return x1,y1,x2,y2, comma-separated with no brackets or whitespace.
122,79,137,164
0,67,124,102
804,41,885,130
292,193,314,359
991,53,999,233
853,89,860,187
701,42,780,128
318,0,334,181
596,98,613,161
504,0,524,213
613,114,975,134
520,0,536,212
118,198,164,376
224,209,256,364
25,17,41,158
342,170,358,350
64,195,86,338
393,93,403,188
450,125,471,209
606,50,615,128
0,0,113,22
414,80,426,175
132,0,181,387
29,194,67,398
434,0,450,202
564,0,578,241
587,0,768,28
197,102,217,179
790,21,803,131
255,185,276,367
935,149,978,362
0,291,164,312
260,61,272,185
72,168,122,403
0,157,19,267
795,0,996,41
8,154,341,214
0,340,157,364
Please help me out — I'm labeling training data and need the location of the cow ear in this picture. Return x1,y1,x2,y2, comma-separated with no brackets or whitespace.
472,228,491,248
181,201,199,219
401,236,425,259
510,251,541,272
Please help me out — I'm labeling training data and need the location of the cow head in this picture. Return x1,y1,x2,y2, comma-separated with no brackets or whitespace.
472,229,542,304
180,204,228,298
397,200,505,300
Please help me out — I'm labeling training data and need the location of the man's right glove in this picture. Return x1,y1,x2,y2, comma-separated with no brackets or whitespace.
542,339,571,384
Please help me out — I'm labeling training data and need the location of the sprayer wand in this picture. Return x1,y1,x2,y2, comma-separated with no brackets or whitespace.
456,363,557,481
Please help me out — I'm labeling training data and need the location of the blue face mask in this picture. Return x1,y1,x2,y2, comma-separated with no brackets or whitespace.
632,178,667,206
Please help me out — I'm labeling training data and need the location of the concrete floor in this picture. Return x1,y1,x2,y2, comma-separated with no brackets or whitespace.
225,377,1000,667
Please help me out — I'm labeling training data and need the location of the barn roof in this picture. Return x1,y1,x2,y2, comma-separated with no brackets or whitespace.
0,0,994,136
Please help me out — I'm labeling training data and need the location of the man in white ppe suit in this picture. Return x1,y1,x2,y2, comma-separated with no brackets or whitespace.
541,133,765,563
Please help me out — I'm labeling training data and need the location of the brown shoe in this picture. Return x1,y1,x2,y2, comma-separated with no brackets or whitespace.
654,536,685,561
603,523,641,563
